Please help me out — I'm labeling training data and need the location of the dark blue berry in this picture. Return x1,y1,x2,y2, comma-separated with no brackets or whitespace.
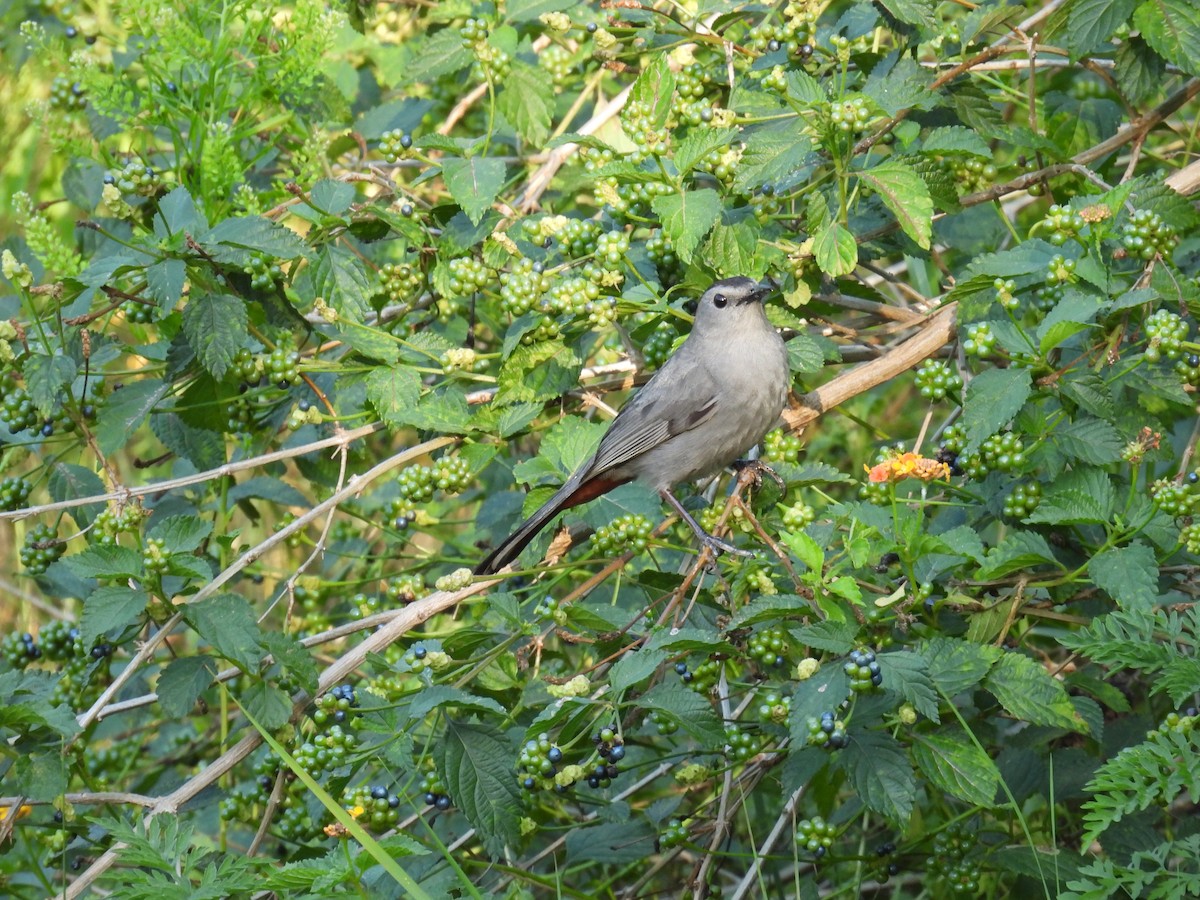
400,135,412,149
424,792,436,804
66,26,78,38
523,777,537,790
767,39,781,51
400,203,414,216
587,775,601,788
413,645,427,659
586,22,597,33
388,794,400,808
675,661,688,675
547,747,562,763
435,795,451,810
371,785,387,799
608,744,625,762
166,81,177,92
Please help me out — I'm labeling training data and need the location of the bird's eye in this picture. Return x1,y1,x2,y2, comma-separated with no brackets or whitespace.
713,294,728,308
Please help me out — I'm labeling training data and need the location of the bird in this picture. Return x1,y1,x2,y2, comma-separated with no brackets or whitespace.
475,275,791,576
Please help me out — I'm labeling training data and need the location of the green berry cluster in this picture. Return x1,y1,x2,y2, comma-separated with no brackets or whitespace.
386,573,426,604
539,44,573,85
993,278,1018,310
593,230,629,269
1046,254,1077,286
807,711,849,750
294,724,355,778
104,162,163,197
647,709,679,735
611,178,674,217
87,501,144,546
498,258,550,315
659,817,691,849
344,783,402,830
1156,708,1197,735
941,156,997,193
1003,481,1043,518
313,683,358,728
796,815,837,858
264,346,302,387
638,319,681,368
1121,209,1177,260
749,625,789,668
620,98,669,163
724,723,766,761
927,826,981,894
555,218,602,257
1,631,42,667
844,647,883,692
915,359,963,401
681,657,720,693
980,432,1025,472
1150,477,1197,515
419,766,452,809
588,725,626,788
1183,521,1200,555
755,689,791,724
592,513,652,555
379,128,413,163
1176,354,1200,386
673,62,715,126
447,257,494,297
1144,309,1188,362
763,427,803,463
541,276,602,329
378,261,423,304
961,321,996,357
21,523,63,574
1,384,39,434
828,95,872,134
243,253,283,291
49,75,87,110
0,476,32,511
517,732,566,790
1040,204,1085,246
142,536,169,575
781,500,815,528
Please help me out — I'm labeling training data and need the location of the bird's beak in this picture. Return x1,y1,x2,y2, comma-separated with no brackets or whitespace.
744,280,775,304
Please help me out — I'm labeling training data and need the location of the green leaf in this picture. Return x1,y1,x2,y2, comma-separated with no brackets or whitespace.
977,530,1062,579
863,54,938,116
808,194,858,278
732,123,814,193
674,127,739,176
496,340,582,404
185,593,264,670
240,680,293,731
498,61,554,146
1133,0,1200,75
260,632,319,696
23,353,77,416
405,685,508,722
62,545,144,580
628,54,676,128
651,189,722,265
923,636,1000,697
875,0,938,28
365,366,422,429
47,462,106,526
226,475,310,508
81,585,148,645
147,515,214,553
96,379,169,454
782,528,824,573
1067,0,1138,57
921,126,993,158
986,652,1085,731
156,655,218,718
839,730,916,823
962,368,1032,452
609,646,668,694
154,185,208,235
1025,468,1115,526
857,159,933,250
145,259,186,312
181,293,247,380
880,650,940,722
439,720,523,858
639,682,725,748
442,156,507,226
152,413,227,471
1053,418,1124,465
789,667,851,743
203,215,307,259
310,245,373,321
912,729,1001,807
702,213,764,278
506,0,577,21
1088,542,1158,609
794,619,858,654
309,179,356,215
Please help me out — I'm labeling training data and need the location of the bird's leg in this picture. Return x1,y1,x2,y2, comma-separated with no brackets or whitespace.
660,489,754,559
732,458,786,492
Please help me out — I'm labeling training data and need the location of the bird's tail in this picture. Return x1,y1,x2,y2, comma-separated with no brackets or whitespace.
474,470,628,575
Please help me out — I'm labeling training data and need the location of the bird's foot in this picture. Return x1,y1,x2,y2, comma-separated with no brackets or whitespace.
733,458,786,491
698,530,755,558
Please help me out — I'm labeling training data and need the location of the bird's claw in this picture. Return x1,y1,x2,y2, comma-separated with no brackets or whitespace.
734,458,787,491
700,532,755,558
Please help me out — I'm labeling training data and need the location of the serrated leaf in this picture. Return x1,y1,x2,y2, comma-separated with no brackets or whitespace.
226,475,311,508
639,682,724,748
506,0,577,21
986,651,1085,731
96,379,169,454
628,54,676,128
674,127,739,176
732,124,814,193
151,413,226,471
204,215,306,259
865,163,934,249
789,667,852,743
1134,0,1200,76
921,126,993,158
1067,0,1138,57
145,259,185,311
23,353,77,416
1025,468,1115,526
498,62,554,146
80,585,148,645
260,632,319,696
181,293,247,380
442,156,506,226
147,515,214,553
962,368,1032,452
185,593,263,670
977,530,1062,579
62,545,143,580
923,636,1000,697
875,0,937,28
609,646,668,694
912,729,1001,807
651,189,722,265
47,462,106,526
1088,542,1158,609
365,366,422,429
496,340,582,404
794,619,859,654
406,685,507,722
880,650,940,722
702,213,763,278
440,720,523,858
863,54,937,116
811,216,858,279
157,655,218,717
310,245,373,321
839,730,916,823
240,680,293,731
309,179,356,215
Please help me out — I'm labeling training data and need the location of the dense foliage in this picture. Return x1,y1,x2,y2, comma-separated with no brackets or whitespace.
2,0,1200,896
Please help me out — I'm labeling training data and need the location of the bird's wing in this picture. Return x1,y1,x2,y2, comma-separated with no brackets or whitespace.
588,364,721,475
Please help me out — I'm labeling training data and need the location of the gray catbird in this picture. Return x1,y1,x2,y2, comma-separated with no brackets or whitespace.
476,276,791,575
